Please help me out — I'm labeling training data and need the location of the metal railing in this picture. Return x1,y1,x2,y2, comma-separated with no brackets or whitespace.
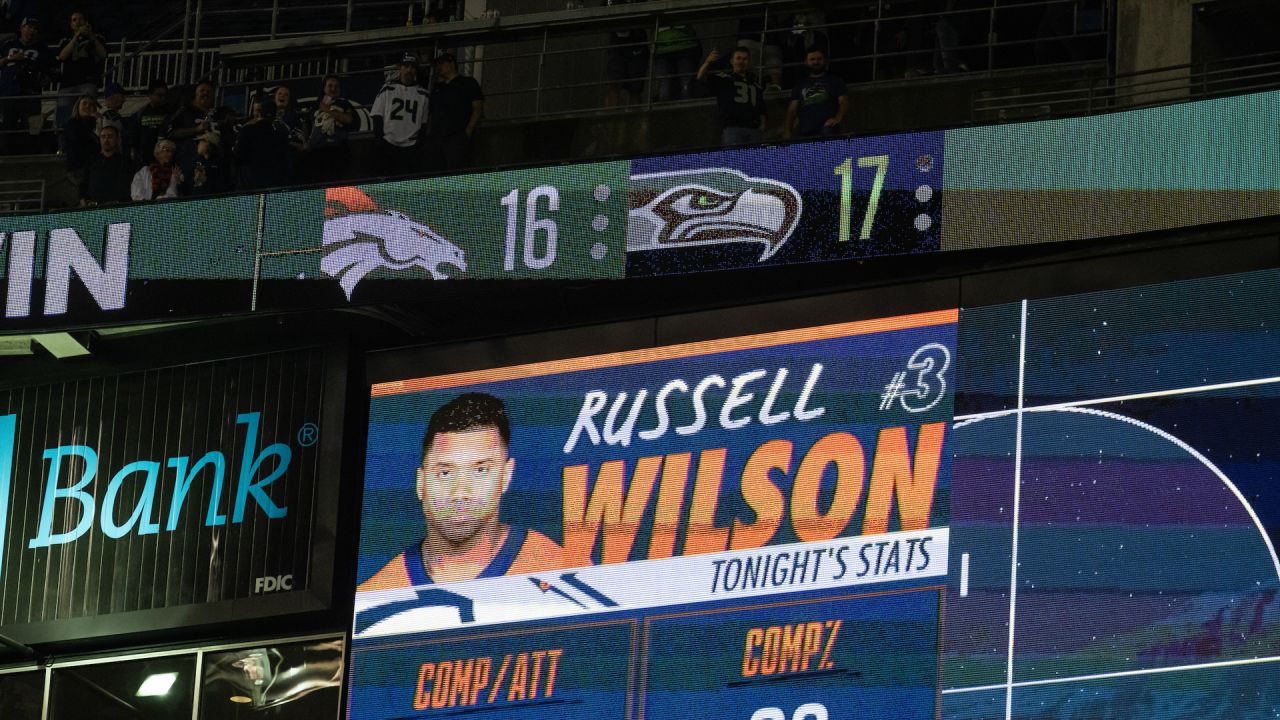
192,0,411,40
213,0,1113,125
113,41,222,89
111,38,324,90
972,50,1280,122
96,0,407,90
3,0,1115,161
0,180,45,215
13,0,1117,107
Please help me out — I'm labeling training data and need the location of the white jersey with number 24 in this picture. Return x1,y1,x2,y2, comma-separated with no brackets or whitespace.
372,82,430,147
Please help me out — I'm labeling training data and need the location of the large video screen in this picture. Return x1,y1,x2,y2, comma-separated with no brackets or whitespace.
353,311,957,718
350,268,1280,718
6,90,1279,333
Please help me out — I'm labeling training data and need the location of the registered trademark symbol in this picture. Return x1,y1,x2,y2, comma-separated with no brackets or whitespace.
297,423,319,447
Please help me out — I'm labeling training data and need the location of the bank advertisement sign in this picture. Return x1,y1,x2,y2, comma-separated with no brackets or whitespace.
0,346,340,643
350,309,956,718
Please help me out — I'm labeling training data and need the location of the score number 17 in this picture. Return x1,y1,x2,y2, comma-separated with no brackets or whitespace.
833,154,889,243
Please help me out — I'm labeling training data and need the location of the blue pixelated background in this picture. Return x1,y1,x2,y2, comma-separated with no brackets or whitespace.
945,269,1280,719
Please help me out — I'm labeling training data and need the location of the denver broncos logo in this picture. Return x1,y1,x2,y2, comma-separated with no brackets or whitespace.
627,168,803,261
321,186,467,300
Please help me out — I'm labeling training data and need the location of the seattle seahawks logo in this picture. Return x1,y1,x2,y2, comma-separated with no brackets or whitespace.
321,186,467,300
627,168,803,261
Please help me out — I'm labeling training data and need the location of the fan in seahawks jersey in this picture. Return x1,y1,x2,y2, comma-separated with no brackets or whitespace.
371,51,430,177
696,46,766,147
359,393,565,591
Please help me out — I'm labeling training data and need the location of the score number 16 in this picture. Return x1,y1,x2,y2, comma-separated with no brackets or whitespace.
501,186,560,271
833,155,889,243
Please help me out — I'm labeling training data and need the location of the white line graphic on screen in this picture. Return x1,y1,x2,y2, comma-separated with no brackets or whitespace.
953,374,1280,423
950,404,1280,708
1004,299,1027,720
943,654,1280,694
627,168,803,261
954,405,1280,580
320,186,467,299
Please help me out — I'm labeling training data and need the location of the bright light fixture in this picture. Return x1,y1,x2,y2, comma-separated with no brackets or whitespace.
229,695,253,704
136,672,179,697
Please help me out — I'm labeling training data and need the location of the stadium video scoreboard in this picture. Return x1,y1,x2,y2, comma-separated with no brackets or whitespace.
5,89,1280,332
353,310,954,719
351,268,1280,719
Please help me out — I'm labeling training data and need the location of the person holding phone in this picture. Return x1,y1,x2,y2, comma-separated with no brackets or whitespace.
55,10,107,131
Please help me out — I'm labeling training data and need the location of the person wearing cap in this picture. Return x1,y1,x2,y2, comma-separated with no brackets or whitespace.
181,129,229,196
370,51,430,177
97,80,128,156
130,137,183,201
0,16,52,154
425,52,483,171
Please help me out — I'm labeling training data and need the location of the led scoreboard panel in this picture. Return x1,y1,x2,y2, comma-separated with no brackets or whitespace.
353,311,957,718
351,268,1280,719
5,90,1280,331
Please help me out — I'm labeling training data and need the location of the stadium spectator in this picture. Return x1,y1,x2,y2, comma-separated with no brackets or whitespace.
652,22,700,102
932,1,968,74
165,80,221,145
880,6,932,79
780,9,831,86
306,74,355,183
782,46,847,140
736,13,783,90
426,52,482,171
97,80,126,156
273,85,307,150
3,1,40,33
181,130,229,195
371,52,429,177
273,84,308,177
79,122,131,205
130,138,182,201
823,4,877,83
788,9,830,58
127,78,172,166
165,79,230,175
696,47,766,146
0,16,52,155
62,92,98,180
603,0,648,107
56,10,107,132
98,81,124,123
234,93,292,190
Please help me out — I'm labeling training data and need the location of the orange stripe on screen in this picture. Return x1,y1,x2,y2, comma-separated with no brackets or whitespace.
372,308,959,396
